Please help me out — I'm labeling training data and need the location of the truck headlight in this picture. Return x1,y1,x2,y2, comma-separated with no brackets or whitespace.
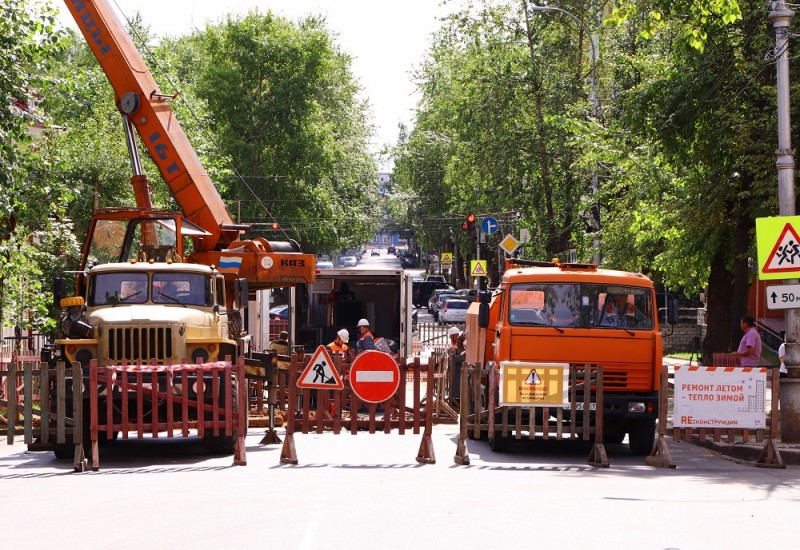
628,402,646,413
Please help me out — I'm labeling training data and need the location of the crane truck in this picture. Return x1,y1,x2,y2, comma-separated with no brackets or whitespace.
49,0,316,456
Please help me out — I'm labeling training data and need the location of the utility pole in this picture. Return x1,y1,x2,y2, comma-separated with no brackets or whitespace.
769,3,800,442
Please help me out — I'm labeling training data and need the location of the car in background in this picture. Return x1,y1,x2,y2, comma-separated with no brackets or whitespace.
432,291,459,321
412,309,418,332
438,298,469,324
424,275,447,283
400,255,417,269
269,305,289,320
317,261,334,270
339,255,358,268
428,287,457,313
455,288,479,302
387,245,396,255
371,249,380,256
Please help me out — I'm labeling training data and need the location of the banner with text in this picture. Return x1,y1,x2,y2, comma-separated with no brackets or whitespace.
673,366,767,429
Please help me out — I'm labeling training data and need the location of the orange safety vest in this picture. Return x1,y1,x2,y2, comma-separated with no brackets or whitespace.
328,340,348,353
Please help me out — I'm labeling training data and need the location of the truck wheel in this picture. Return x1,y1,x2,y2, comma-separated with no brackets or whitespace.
489,432,511,453
628,418,656,455
53,443,75,459
203,433,236,455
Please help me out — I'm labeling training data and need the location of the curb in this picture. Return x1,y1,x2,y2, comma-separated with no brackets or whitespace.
690,436,800,466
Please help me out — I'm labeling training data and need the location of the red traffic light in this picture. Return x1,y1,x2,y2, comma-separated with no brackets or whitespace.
461,222,469,231
271,222,280,230
466,214,476,224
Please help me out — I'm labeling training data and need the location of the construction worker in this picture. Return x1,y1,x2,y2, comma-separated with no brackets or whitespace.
356,318,375,354
328,328,350,353
267,330,290,370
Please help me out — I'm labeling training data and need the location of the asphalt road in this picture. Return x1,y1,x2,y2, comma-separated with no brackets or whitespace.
2,425,798,549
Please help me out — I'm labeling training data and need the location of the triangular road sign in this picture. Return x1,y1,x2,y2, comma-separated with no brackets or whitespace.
525,369,542,385
470,260,487,277
762,223,800,274
297,345,344,389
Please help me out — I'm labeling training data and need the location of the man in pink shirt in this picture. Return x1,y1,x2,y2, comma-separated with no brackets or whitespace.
732,315,762,367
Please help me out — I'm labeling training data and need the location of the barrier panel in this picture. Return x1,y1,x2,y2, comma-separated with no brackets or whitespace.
1,358,86,472
454,363,608,467
279,352,436,464
88,357,247,471
647,366,783,469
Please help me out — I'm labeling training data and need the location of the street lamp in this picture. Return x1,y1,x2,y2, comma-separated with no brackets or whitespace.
528,3,600,263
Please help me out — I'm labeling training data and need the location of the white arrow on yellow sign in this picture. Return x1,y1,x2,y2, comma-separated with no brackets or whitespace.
470,260,487,277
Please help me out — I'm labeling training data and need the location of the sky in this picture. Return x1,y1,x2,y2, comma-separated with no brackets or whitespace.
55,0,457,154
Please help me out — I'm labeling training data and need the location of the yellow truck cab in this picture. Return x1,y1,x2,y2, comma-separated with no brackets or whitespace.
469,259,662,454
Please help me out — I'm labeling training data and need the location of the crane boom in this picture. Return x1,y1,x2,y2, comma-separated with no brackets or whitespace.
64,0,316,290
64,0,237,251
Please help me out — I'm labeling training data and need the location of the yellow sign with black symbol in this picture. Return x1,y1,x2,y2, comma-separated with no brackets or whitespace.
441,252,453,266
470,260,487,277
499,362,569,406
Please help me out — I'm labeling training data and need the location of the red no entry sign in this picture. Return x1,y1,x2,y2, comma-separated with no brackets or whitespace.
349,351,400,403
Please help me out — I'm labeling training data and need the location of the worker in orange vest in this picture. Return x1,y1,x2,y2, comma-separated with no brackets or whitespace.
356,318,374,354
328,328,350,353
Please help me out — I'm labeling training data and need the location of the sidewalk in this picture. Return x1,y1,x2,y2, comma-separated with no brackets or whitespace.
662,355,800,466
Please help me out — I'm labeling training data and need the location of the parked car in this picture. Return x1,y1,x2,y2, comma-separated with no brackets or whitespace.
412,280,451,308
455,288,479,302
371,249,380,256
438,298,469,324
317,261,334,270
432,292,459,321
387,245,396,255
428,287,457,313
424,275,447,283
269,305,289,320
339,255,358,268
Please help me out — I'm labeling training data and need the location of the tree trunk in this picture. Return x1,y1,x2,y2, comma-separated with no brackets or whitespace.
702,217,752,363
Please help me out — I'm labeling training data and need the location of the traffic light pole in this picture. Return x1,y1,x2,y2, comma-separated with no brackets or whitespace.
770,3,800,442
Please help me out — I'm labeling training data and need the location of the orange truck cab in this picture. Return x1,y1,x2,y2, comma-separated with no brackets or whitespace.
468,259,662,455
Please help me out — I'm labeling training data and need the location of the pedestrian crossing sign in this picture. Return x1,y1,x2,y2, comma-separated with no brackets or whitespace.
297,345,344,389
470,260,487,277
756,216,800,280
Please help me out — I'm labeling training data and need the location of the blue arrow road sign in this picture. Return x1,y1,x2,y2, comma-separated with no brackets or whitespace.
481,216,499,235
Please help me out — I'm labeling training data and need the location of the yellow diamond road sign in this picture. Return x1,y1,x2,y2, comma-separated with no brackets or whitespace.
756,216,800,280
470,260,487,277
499,234,519,255
441,252,453,266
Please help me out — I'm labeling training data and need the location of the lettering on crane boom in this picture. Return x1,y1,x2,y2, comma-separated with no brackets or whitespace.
147,132,180,175
69,1,111,56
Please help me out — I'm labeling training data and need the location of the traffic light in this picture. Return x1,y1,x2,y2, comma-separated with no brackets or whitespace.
271,222,280,231
465,214,476,236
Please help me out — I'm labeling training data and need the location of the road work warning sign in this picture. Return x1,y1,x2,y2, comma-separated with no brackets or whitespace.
499,362,568,406
673,366,766,429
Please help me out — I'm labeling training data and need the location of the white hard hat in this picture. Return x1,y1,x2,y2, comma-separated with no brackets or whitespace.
448,326,461,336
357,318,370,327
337,329,350,341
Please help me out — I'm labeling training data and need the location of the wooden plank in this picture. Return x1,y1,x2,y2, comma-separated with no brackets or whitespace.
166,368,174,437
556,405,563,439
23,363,34,444
71,362,82,448
212,367,221,437
583,366,591,441
41,364,50,445
57,364,66,445
180,370,188,437
533,406,540,440
413,356,421,434
225,364,234,437
109,367,118,441
514,405,522,440
397,362,407,435
7,361,17,444
569,366,577,440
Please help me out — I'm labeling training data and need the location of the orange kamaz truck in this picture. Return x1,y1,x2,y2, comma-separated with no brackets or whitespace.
467,259,663,454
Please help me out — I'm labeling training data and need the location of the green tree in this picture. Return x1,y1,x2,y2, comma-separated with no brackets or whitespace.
177,12,379,252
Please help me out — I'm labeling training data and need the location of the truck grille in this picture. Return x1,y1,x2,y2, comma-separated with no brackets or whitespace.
107,327,173,362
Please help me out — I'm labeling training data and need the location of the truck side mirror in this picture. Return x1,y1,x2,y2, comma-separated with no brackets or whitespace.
479,290,492,304
478,302,490,329
234,278,248,309
667,297,680,325
53,277,67,309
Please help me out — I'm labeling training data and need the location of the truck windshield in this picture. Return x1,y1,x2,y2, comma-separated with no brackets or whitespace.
153,273,211,306
89,273,149,306
508,283,654,330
